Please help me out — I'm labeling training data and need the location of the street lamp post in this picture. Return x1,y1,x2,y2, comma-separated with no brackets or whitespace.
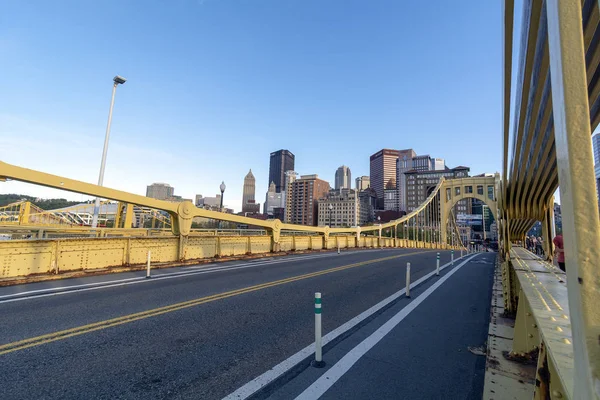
328,204,333,227
92,75,127,229
377,215,381,239
219,181,226,211
219,181,226,229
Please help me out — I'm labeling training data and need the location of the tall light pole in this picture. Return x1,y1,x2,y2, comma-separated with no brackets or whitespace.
219,181,226,229
328,204,333,227
92,75,127,228
219,181,226,211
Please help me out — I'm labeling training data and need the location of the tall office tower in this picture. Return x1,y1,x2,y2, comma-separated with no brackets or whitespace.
283,170,298,223
430,158,446,170
264,181,283,216
241,169,256,213
405,166,471,213
397,154,446,212
269,149,295,193
146,183,174,200
334,165,352,190
370,148,415,209
355,176,370,191
289,174,330,226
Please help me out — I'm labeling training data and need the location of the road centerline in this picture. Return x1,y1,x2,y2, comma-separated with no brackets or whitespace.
0,250,427,356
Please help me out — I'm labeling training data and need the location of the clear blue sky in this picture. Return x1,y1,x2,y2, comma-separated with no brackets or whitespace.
1,0,502,212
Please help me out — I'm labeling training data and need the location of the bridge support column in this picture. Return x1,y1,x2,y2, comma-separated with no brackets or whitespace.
511,289,539,355
123,203,134,228
268,220,282,253
178,234,187,260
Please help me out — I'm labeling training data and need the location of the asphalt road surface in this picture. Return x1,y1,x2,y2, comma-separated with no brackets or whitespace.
0,248,484,400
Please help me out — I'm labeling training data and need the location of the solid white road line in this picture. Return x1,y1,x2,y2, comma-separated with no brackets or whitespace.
0,249,396,303
294,254,479,400
222,254,474,400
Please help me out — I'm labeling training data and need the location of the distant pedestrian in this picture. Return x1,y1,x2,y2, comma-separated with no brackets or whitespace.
526,236,531,251
537,237,543,256
553,234,565,272
530,236,537,253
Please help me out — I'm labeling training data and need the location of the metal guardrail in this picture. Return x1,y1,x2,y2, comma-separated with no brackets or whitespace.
508,247,573,398
501,1,600,398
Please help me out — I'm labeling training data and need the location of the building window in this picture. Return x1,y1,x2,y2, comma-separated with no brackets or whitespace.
488,186,494,200
446,188,451,201
455,187,461,196
465,186,473,194
477,185,484,195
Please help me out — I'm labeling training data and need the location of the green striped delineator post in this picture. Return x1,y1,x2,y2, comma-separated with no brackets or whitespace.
451,249,454,265
436,252,440,276
146,250,152,279
406,262,411,298
312,292,325,368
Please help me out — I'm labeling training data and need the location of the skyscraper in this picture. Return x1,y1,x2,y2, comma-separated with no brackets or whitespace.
355,176,370,191
269,150,295,193
146,183,174,200
289,174,330,226
283,170,298,223
405,166,470,213
396,154,446,212
264,181,283,216
335,165,352,190
430,158,446,170
242,169,257,213
370,148,415,209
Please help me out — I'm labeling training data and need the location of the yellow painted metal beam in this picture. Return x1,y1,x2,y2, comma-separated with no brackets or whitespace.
503,0,514,194
0,161,180,214
0,160,468,254
546,0,600,397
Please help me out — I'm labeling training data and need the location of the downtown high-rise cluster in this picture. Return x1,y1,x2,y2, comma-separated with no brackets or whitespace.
146,147,495,239
226,147,482,232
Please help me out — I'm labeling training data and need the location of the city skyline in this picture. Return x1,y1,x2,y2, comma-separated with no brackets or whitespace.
3,148,496,213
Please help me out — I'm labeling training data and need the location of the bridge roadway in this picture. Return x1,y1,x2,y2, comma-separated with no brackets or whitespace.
0,248,494,399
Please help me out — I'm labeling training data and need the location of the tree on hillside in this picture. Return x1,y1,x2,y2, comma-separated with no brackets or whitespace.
0,194,82,210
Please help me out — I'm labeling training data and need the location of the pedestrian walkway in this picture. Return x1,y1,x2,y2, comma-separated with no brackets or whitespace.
266,252,496,400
